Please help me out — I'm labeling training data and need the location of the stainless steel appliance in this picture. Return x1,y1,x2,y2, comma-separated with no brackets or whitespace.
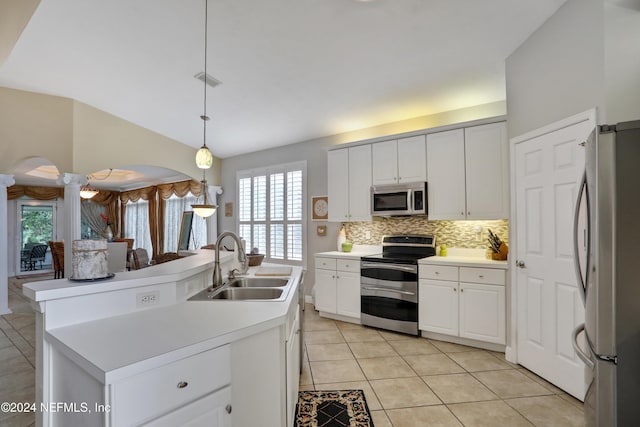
571,121,640,426
371,182,427,216
361,235,436,335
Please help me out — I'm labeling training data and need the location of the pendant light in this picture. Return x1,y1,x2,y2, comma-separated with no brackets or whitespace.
79,168,114,200
195,0,213,169
79,181,98,199
192,170,217,218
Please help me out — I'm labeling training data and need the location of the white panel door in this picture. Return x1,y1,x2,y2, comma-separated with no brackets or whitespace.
465,122,509,219
372,140,398,185
327,149,349,222
348,145,372,221
397,135,427,183
418,280,458,335
514,120,591,399
426,129,466,219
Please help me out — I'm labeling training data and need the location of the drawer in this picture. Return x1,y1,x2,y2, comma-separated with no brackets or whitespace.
337,259,360,273
460,267,505,285
315,257,337,270
419,265,458,281
113,345,231,426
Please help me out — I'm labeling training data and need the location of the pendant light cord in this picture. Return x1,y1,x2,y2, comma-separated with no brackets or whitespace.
202,0,208,149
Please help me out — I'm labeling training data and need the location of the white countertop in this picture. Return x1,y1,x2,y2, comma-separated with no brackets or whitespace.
315,245,381,259
419,248,508,269
23,250,225,302
46,265,303,384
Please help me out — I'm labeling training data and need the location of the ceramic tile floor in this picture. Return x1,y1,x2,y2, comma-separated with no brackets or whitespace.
1,276,585,427
1,275,43,427
301,305,585,427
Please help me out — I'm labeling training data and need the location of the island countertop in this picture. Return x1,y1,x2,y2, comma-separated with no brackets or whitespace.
23,249,224,302
44,264,303,384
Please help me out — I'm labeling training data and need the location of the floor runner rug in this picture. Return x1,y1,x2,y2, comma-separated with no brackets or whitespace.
295,389,374,427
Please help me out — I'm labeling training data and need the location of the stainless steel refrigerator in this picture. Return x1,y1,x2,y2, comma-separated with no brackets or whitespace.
572,120,640,426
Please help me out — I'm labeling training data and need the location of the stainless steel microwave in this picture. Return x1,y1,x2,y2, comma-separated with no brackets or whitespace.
371,182,427,216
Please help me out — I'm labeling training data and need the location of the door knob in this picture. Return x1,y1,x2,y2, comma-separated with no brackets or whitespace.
516,260,526,269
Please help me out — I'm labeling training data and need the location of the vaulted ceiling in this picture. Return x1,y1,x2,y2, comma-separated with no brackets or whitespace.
0,0,567,159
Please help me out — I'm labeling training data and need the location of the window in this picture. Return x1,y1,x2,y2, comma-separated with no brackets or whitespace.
164,194,207,251
238,161,306,264
124,199,153,255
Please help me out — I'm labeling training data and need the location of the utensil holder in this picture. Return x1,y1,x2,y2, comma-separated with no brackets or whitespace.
491,242,509,261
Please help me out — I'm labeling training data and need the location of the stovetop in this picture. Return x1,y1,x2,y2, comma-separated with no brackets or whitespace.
361,234,436,265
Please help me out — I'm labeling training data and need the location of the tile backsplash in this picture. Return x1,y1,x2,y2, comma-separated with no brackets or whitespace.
344,217,509,249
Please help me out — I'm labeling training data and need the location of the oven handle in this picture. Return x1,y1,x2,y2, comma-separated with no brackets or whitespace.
362,286,416,296
361,262,417,273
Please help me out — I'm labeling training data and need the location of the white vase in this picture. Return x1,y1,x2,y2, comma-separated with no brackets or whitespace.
337,226,346,251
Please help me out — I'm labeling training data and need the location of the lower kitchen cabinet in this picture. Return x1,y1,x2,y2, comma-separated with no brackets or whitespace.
419,264,506,345
315,256,361,320
150,386,231,427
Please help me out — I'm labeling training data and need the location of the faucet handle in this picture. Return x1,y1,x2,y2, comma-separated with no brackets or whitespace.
228,268,240,280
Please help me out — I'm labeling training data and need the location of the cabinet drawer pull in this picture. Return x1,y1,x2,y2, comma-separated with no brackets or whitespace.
226,404,232,414
177,381,188,389
435,271,440,275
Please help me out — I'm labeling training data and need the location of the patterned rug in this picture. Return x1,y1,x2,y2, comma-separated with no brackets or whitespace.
295,390,374,427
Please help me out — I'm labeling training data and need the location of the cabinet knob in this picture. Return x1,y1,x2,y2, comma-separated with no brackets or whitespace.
468,211,471,215
225,404,232,414
460,289,464,293
345,264,350,268
460,212,464,216
177,381,188,389
435,271,440,275
478,275,484,279
453,288,456,292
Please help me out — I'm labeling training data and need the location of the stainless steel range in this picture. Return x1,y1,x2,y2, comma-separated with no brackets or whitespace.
360,235,436,336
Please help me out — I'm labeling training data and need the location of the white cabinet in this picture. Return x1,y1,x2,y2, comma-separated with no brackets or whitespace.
111,345,232,426
328,145,372,222
425,129,466,219
286,308,301,427
419,264,505,345
314,256,361,321
464,122,509,219
426,122,508,220
372,135,426,185
150,387,231,427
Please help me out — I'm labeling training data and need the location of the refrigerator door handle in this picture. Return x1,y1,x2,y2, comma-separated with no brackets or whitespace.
573,170,591,305
572,323,594,369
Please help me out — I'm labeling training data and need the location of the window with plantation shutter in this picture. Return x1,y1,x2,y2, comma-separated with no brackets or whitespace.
237,161,306,265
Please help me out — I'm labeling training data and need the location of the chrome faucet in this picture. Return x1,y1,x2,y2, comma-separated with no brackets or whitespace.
211,231,249,289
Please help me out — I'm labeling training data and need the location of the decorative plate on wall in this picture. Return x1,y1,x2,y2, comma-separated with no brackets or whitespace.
311,196,328,221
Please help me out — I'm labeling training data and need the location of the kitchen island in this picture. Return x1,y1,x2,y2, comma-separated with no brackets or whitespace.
23,250,303,427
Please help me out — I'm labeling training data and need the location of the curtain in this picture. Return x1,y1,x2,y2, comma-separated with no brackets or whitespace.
90,190,120,237
81,200,108,237
7,185,64,200
120,186,159,257
164,194,207,251
123,199,152,255
157,180,202,199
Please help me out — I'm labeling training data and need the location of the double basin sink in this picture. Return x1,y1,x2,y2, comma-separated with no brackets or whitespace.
188,277,290,302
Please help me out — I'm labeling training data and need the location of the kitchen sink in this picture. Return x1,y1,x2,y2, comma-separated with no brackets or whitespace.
227,278,289,288
188,286,285,301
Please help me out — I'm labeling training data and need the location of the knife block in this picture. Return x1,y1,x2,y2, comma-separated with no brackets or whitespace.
491,242,509,261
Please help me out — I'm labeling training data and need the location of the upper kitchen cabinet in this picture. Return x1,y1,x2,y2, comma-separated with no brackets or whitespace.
426,129,466,219
372,135,427,185
328,145,372,222
427,122,509,220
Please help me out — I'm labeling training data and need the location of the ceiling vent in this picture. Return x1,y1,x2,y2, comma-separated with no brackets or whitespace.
194,72,222,89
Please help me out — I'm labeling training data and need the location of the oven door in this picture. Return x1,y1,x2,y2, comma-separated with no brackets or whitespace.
360,262,419,335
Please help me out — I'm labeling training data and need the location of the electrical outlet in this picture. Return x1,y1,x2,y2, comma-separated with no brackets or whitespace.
137,291,159,307
365,230,371,240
